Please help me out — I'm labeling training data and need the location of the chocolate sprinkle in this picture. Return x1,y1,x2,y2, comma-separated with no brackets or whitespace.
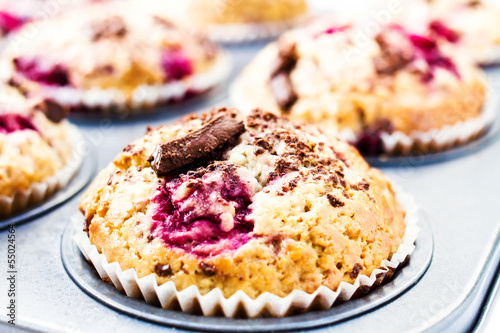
199,262,216,276
154,264,172,277
327,193,345,208
149,115,245,177
349,263,363,279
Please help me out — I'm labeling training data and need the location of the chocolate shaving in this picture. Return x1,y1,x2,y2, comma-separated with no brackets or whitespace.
327,194,344,208
154,264,172,277
148,115,245,177
199,262,216,276
92,16,127,41
349,263,363,279
35,99,69,123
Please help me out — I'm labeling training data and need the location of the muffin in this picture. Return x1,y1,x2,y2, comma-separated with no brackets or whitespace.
231,19,487,155
0,0,107,38
427,0,500,64
159,0,308,42
0,86,75,216
79,107,407,305
0,1,228,114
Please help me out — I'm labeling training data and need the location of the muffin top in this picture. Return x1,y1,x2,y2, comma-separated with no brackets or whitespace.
0,1,221,98
161,0,307,26
79,107,405,298
0,86,72,197
425,0,500,63
0,0,107,36
233,18,485,139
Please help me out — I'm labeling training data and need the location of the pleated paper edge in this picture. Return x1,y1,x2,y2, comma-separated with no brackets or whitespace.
0,123,84,217
71,184,419,318
36,51,232,113
230,78,497,156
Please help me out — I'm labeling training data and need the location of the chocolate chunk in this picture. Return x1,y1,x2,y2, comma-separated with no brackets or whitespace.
92,16,127,41
149,115,245,177
269,42,298,112
327,194,344,208
35,99,69,123
154,264,172,277
269,73,298,113
349,263,363,279
373,31,414,75
199,262,216,276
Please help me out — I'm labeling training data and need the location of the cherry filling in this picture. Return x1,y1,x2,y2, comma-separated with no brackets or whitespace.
354,119,394,156
160,49,193,81
0,11,24,35
0,114,37,134
13,58,70,87
428,20,460,43
150,165,254,257
314,25,349,38
408,33,460,81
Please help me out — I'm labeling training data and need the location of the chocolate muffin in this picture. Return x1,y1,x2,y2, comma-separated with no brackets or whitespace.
79,107,406,299
231,19,487,155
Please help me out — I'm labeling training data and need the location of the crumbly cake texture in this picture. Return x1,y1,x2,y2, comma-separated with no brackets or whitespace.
0,86,73,198
233,19,486,151
162,0,307,26
79,107,405,299
0,1,222,108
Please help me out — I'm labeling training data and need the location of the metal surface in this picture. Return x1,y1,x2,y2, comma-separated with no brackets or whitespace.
60,216,432,332
0,146,97,230
0,42,500,333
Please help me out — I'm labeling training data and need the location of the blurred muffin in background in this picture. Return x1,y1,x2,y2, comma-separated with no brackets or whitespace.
0,0,108,38
158,0,309,42
0,85,76,216
232,18,488,155
0,0,230,115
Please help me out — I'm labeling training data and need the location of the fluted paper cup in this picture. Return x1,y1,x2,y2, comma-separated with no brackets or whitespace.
72,184,418,318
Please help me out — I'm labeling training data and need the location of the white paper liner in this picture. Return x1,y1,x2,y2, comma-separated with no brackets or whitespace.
72,184,419,318
36,51,232,113
201,14,309,43
0,124,83,217
476,45,500,66
230,78,497,156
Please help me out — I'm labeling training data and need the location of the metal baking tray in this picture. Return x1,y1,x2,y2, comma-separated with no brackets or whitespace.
1,41,500,333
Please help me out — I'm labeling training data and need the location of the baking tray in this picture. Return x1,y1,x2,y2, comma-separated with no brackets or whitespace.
60,214,432,332
1,41,500,333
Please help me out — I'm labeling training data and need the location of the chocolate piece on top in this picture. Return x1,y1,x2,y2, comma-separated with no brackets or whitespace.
373,31,414,75
149,115,245,176
269,41,298,112
35,99,69,123
269,73,298,112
